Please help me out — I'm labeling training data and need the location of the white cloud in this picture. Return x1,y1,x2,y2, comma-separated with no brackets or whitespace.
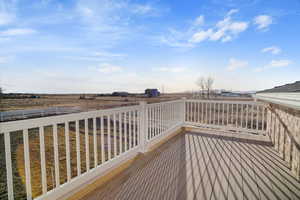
65,51,126,62
131,4,153,15
190,29,213,43
261,46,281,55
255,59,292,72
226,9,239,16
254,15,273,30
0,28,36,36
153,67,187,73
190,10,248,44
79,7,94,17
93,51,126,58
269,59,292,67
96,63,123,73
0,0,16,25
227,58,248,71
193,15,205,26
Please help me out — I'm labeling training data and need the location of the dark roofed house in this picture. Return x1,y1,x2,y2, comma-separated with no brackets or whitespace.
145,88,160,97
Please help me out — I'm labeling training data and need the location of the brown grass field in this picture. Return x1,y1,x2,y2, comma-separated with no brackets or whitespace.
0,94,184,112
0,93,252,112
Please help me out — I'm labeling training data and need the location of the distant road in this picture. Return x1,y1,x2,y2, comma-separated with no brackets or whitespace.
0,107,82,122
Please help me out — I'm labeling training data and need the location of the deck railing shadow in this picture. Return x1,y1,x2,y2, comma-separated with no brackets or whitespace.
81,134,188,200
239,142,300,199
81,131,300,200
189,131,300,200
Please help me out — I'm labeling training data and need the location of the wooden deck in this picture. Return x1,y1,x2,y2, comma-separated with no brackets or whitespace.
80,131,300,200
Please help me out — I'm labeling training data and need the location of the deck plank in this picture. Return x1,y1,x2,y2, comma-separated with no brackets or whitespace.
210,137,231,200
239,143,280,200
80,131,300,200
230,140,261,200
225,139,244,200
194,135,222,200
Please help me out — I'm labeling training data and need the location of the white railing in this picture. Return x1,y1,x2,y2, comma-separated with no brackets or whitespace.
0,105,142,200
0,99,268,200
185,100,268,135
145,100,184,149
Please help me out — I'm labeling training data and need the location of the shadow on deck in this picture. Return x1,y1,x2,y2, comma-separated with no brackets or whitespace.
80,131,300,200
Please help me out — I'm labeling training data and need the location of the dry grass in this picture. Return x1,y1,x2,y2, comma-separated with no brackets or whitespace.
0,94,183,112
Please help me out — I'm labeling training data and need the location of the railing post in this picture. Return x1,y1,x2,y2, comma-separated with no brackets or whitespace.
181,97,186,125
139,101,147,153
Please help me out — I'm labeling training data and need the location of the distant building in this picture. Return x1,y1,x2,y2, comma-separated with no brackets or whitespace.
220,91,241,97
112,92,129,97
145,89,160,97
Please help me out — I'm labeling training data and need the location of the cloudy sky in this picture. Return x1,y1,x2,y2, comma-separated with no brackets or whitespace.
0,0,299,93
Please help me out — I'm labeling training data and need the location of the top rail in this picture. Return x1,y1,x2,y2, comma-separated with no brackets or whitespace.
187,99,267,106
0,105,141,133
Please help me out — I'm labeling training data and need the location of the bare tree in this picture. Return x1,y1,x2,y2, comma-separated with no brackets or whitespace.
205,77,214,99
196,77,206,98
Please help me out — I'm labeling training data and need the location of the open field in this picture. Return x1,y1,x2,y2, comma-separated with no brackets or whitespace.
0,94,183,112
0,93,253,112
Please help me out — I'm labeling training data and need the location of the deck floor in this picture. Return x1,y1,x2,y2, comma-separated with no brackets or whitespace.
80,131,300,200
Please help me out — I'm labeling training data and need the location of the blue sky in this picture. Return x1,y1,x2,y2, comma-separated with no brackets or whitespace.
0,0,299,93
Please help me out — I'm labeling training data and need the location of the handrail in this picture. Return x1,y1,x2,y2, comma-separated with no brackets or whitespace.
0,105,141,133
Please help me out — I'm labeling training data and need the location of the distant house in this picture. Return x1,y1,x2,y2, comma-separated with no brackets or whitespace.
220,91,241,97
112,92,129,97
145,89,160,97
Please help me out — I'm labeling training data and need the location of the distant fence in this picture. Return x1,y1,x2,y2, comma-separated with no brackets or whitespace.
0,107,82,122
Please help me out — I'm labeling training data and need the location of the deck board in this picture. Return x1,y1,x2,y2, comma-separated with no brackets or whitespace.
79,131,300,200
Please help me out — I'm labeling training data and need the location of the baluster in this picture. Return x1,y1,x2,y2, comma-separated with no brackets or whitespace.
5,132,14,200
226,103,229,125
240,104,243,128
251,104,254,129
201,102,204,124
235,104,238,128
75,120,81,175
23,129,32,199
101,116,105,163
129,112,132,148
222,103,225,125
193,102,197,123
53,124,60,187
133,111,136,147
246,105,249,130
39,127,47,193
119,113,123,154
65,122,71,180
262,106,265,131
108,115,111,159
217,103,220,125
85,119,90,171
113,114,117,157
93,118,98,167
256,105,259,130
